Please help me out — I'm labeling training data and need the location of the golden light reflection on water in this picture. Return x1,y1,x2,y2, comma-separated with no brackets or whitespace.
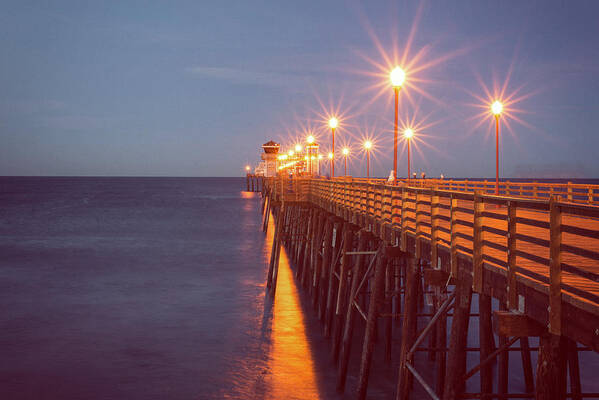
266,212,322,399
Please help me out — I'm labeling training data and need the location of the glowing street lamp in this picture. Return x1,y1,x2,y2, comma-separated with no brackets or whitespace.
364,140,372,178
288,150,294,157
390,66,406,179
404,128,414,180
245,165,250,172
295,144,303,153
307,135,315,175
342,147,350,176
491,100,503,194
328,117,338,177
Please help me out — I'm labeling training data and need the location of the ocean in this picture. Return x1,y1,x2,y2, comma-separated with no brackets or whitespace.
1,177,597,400
0,177,387,400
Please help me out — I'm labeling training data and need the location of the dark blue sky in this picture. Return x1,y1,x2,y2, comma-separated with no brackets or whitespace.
1,1,598,177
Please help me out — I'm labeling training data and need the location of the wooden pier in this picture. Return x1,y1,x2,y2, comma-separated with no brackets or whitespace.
259,176,599,400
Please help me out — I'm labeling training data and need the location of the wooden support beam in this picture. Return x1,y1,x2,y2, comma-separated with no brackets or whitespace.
479,294,494,400
493,311,545,337
356,244,386,400
536,332,567,400
443,267,473,400
424,269,455,287
332,224,356,362
397,256,421,400
336,231,369,393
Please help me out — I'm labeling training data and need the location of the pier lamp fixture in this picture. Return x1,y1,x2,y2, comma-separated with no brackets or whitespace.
307,135,315,175
491,100,503,195
245,165,250,172
295,144,303,153
288,150,294,157
403,128,414,180
328,117,338,177
342,147,350,176
364,140,372,178
390,67,406,180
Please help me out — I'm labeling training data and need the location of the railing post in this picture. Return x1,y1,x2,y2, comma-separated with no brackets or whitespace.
507,200,518,310
415,190,422,258
401,187,408,251
473,191,485,293
549,196,562,335
450,193,458,276
567,182,573,202
589,188,594,204
431,189,440,268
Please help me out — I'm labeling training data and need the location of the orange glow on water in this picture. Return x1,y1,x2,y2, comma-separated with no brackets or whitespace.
264,212,321,398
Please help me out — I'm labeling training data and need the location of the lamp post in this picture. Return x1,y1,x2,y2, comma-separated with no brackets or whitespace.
327,152,333,177
307,135,315,175
342,147,349,176
491,100,503,194
364,140,372,178
390,67,406,179
404,128,414,180
328,117,338,177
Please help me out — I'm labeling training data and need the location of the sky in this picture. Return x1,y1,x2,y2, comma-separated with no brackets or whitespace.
1,0,598,178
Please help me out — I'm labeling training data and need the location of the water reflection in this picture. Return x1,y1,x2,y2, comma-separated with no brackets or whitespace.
265,212,321,399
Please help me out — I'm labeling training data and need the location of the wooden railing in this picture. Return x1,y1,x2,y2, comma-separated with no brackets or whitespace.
265,176,599,334
341,177,599,205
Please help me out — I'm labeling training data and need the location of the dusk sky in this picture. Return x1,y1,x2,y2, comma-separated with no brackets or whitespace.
1,1,598,178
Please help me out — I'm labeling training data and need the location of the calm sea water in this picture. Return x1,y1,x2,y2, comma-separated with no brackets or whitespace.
0,177,388,400
1,177,597,400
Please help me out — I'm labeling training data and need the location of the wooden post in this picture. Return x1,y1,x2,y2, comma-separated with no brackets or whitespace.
397,255,419,400
323,220,343,330
549,197,562,335
314,217,333,309
436,290,448,397
497,302,509,400
566,338,582,400
536,331,567,400
337,231,369,393
401,188,408,251
356,245,386,400
473,192,484,292
415,190,422,258
507,201,518,310
479,293,494,400
246,174,250,191
431,190,440,268
450,194,458,276
567,181,573,202
443,266,473,400
332,224,356,362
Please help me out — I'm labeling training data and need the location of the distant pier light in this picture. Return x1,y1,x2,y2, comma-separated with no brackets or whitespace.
390,66,406,181
390,67,406,88
364,140,372,178
245,165,250,172
342,147,350,176
328,117,338,178
491,100,503,194
403,129,414,180
295,144,303,153
306,135,316,175
492,100,503,116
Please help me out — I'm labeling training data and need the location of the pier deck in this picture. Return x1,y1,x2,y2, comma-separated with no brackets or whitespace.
260,176,599,399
